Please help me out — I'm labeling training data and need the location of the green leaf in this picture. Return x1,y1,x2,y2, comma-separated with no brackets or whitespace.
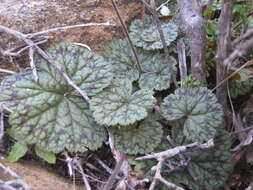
139,55,177,90
35,146,56,164
229,68,253,99
6,142,28,162
161,87,223,142
90,78,156,126
39,42,113,96
102,38,156,81
167,129,233,190
179,75,207,88
130,15,178,50
171,119,190,145
112,114,163,154
0,43,109,153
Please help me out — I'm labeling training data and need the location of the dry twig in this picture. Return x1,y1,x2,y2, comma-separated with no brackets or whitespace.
103,130,131,190
0,37,50,57
0,112,4,142
0,162,30,190
0,68,15,74
28,47,38,82
136,139,214,190
177,38,187,81
110,0,142,73
25,22,113,38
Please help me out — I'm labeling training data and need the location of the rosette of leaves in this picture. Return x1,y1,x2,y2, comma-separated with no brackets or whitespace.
161,87,223,142
90,78,156,126
130,15,178,50
111,114,163,154
167,129,232,190
138,55,177,90
229,68,253,99
0,43,113,153
102,38,155,81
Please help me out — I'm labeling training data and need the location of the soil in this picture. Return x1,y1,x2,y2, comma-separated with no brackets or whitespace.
0,0,141,189
0,158,83,190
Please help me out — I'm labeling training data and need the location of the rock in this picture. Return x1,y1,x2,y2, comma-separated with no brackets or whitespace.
0,0,140,51
0,0,141,79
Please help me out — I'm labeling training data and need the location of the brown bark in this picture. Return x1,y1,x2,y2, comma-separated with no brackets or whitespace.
216,0,234,110
178,0,207,82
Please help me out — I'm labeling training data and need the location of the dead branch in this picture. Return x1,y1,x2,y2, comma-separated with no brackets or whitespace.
232,28,253,46
231,125,253,136
215,0,234,112
136,139,214,190
105,130,131,189
0,68,16,74
28,47,38,82
0,162,30,190
149,158,184,190
0,37,50,57
156,0,171,11
25,22,113,38
177,38,187,81
224,37,253,67
0,112,4,143
111,0,143,73
136,139,214,161
102,154,125,190
178,0,207,82
74,158,92,190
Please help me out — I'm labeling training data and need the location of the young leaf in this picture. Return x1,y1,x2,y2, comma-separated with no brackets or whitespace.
167,129,233,190
35,146,56,164
102,38,155,81
0,43,110,153
139,55,177,90
130,15,178,50
111,115,163,154
161,87,223,142
6,142,28,162
90,78,156,126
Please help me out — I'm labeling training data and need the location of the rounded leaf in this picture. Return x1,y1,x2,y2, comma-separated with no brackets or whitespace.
6,142,28,162
102,39,155,81
139,55,177,90
112,115,163,154
229,68,253,99
90,78,156,126
37,43,113,96
161,87,223,142
0,43,110,153
35,146,56,164
130,15,178,50
168,129,233,190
